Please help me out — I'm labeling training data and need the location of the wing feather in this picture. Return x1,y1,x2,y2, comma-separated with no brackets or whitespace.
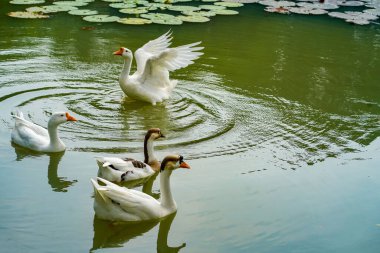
140,41,203,82
135,31,173,74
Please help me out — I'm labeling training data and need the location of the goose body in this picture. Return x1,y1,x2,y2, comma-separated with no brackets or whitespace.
114,31,203,105
11,111,77,152
91,155,190,222
96,128,164,183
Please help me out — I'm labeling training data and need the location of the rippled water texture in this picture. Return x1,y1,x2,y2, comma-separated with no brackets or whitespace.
1,3,380,253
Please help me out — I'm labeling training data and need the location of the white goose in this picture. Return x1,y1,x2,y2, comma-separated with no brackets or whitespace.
11,111,77,152
91,154,190,222
114,31,203,105
96,128,165,183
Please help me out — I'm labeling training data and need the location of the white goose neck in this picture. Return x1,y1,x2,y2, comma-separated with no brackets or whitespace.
159,169,176,211
47,122,65,150
120,57,132,82
144,138,158,164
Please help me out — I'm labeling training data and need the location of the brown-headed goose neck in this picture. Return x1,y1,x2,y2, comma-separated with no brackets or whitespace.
160,155,191,172
143,128,165,164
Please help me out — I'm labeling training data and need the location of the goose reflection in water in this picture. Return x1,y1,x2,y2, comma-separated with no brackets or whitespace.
90,212,185,252
12,143,77,192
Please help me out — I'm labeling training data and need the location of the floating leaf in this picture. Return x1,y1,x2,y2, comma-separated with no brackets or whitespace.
117,17,152,24
37,5,79,13
346,18,370,25
182,10,217,16
337,1,364,7
68,9,99,15
9,0,45,4
308,8,327,15
214,2,244,7
179,15,211,22
7,11,49,18
215,9,239,14
364,8,380,16
167,5,201,11
141,13,183,25
119,7,150,14
83,14,120,22
199,4,226,10
53,1,89,6
202,0,219,2
264,6,290,14
328,11,353,19
109,3,137,8
25,6,45,12
101,0,123,2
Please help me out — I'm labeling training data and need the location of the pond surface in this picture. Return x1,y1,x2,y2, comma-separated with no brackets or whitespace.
1,2,380,253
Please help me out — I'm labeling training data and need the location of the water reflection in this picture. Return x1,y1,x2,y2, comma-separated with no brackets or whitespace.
12,143,77,192
90,213,185,252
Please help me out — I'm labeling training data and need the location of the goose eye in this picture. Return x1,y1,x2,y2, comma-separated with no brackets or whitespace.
60,114,64,117
179,155,184,163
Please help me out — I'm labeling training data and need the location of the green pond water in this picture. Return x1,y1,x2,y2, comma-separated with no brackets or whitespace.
1,2,380,253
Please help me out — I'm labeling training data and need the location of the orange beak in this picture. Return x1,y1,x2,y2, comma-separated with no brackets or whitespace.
179,162,191,169
113,48,123,56
66,112,77,122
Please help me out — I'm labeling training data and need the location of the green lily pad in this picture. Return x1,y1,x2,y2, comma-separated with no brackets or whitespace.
53,1,89,6
26,6,45,12
167,5,201,11
119,7,151,14
182,10,217,16
9,0,45,4
179,15,211,22
68,9,99,15
109,3,137,8
101,0,123,2
214,2,244,7
153,0,179,3
142,3,171,9
83,14,120,22
8,11,49,18
141,13,183,25
117,17,152,24
202,0,219,2
37,5,79,13
135,0,150,4
215,9,239,15
199,4,226,10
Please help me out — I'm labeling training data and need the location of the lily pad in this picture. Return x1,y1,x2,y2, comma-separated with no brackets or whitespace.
215,9,239,14
364,8,380,16
179,15,211,22
141,13,183,25
9,0,45,4
68,9,98,15
346,18,370,25
214,2,244,7
53,1,89,6
117,17,152,24
328,11,352,19
101,0,123,2
167,5,201,11
265,6,290,14
38,5,79,13
83,14,120,22
338,1,364,7
202,0,219,2
7,11,49,18
109,3,137,8
182,10,217,16
199,4,226,10
119,7,150,14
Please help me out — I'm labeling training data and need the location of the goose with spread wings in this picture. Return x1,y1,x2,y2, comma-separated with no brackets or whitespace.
113,31,203,105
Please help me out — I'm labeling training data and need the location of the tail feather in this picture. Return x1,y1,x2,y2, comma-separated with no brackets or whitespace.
91,178,109,203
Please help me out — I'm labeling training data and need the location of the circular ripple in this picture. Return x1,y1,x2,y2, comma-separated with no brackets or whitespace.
1,48,379,170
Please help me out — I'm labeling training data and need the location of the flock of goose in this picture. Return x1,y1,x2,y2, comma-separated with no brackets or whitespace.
10,31,203,222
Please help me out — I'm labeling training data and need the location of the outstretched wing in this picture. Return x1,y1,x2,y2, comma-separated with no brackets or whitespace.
139,41,203,87
134,31,173,75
